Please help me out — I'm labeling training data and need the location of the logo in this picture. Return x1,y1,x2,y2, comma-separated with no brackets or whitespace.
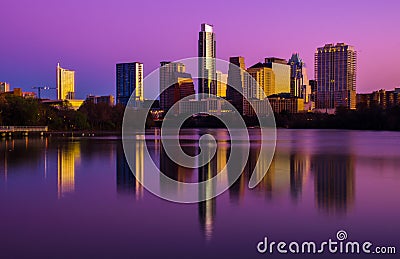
122,57,277,203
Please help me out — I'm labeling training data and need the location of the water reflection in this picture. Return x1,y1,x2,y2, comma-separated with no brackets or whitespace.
312,154,355,214
57,142,80,198
116,136,144,199
114,129,358,239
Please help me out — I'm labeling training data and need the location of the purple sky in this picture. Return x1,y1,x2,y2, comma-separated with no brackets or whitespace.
1,0,400,99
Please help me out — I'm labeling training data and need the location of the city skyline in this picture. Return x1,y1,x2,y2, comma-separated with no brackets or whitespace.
1,0,400,99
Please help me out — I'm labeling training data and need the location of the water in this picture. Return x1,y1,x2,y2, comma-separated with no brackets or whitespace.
0,129,399,258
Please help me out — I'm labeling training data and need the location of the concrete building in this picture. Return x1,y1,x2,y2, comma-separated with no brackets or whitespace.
315,43,357,110
86,95,115,106
356,89,400,109
116,62,143,105
159,62,195,113
268,93,304,114
160,61,186,111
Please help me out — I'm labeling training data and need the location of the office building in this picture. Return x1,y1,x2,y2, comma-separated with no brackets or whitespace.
116,62,143,105
268,93,304,114
216,70,228,98
57,63,75,100
227,56,246,114
356,89,400,109
264,57,291,94
159,61,185,111
247,63,276,99
288,53,311,102
159,62,195,112
315,43,357,110
198,23,216,96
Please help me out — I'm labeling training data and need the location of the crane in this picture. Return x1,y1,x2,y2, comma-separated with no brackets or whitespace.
32,86,56,99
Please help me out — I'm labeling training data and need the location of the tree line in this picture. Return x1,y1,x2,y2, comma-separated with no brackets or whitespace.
0,95,124,131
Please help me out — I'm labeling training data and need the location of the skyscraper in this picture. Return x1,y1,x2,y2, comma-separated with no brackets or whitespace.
116,62,143,105
198,23,216,96
215,70,228,98
247,63,276,99
227,56,246,114
288,53,311,102
315,43,357,110
264,57,291,94
56,63,75,100
159,61,185,111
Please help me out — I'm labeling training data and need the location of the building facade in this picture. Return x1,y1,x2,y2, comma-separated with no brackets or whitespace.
264,57,290,94
268,93,304,114
356,89,400,109
159,61,186,111
227,56,246,114
247,63,276,99
116,62,143,106
216,70,228,98
86,95,115,106
315,43,357,110
288,53,311,102
198,23,216,96
57,63,75,100
0,82,10,93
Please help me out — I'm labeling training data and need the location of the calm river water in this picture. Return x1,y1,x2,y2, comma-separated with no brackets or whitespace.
0,129,399,258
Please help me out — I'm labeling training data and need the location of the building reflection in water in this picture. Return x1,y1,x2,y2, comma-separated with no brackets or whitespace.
312,154,355,214
290,153,311,202
116,135,145,199
57,142,81,198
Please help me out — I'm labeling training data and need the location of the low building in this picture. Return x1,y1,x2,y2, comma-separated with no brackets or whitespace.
0,88,36,98
0,82,10,93
178,98,230,115
86,95,115,106
267,93,304,114
356,89,400,109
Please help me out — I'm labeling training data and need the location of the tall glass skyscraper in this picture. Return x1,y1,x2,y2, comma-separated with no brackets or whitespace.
116,62,143,106
315,43,357,110
56,63,75,100
227,56,246,114
198,23,216,97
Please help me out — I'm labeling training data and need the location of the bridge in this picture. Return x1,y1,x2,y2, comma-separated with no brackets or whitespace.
0,126,48,133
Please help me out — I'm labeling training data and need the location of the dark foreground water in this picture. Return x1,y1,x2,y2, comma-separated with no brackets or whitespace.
0,129,399,258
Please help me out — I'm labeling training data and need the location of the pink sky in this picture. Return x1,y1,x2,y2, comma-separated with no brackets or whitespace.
1,0,400,99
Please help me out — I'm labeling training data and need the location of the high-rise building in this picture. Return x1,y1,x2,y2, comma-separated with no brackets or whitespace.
247,63,276,99
264,57,290,94
159,61,186,111
216,70,228,98
0,82,10,93
116,62,143,105
198,23,216,96
56,63,75,100
227,56,246,114
288,53,311,102
315,43,357,110
159,61,195,113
